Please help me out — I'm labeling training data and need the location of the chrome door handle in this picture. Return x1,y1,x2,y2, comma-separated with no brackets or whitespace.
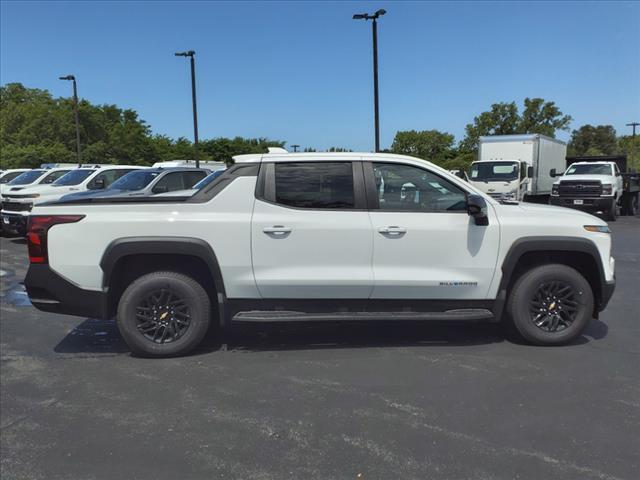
378,226,407,235
263,225,292,235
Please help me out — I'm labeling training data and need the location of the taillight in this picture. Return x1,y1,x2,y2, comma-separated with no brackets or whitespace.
27,215,84,264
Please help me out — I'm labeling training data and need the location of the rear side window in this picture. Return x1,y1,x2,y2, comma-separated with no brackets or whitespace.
273,162,355,209
153,172,186,192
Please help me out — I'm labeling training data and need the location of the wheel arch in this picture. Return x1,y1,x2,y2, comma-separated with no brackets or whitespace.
100,237,227,321
494,236,607,321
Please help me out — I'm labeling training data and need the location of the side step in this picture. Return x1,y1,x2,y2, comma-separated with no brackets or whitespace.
232,309,494,323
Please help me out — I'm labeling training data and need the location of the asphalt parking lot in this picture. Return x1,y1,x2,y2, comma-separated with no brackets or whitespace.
1,217,639,480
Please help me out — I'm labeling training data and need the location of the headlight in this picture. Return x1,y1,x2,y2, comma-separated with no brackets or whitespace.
551,184,559,195
601,184,612,195
584,225,611,233
19,194,40,199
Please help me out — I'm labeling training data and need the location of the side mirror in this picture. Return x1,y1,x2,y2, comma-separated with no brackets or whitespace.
550,168,557,177
527,166,534,178
153,185,169,194
467,194,489,226
90,178,105,190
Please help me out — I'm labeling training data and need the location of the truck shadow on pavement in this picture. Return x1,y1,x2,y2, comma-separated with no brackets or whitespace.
53,317,609,356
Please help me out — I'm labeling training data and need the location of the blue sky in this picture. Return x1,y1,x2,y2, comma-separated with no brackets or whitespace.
1,1,639,151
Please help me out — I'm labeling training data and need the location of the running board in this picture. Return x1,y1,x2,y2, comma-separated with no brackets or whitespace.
232,309,494,323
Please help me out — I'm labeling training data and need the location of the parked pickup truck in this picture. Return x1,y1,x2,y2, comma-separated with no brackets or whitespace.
24,151,616,357
550,155,639,220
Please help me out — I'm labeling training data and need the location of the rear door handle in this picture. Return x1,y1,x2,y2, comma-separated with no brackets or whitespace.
378,226,407,235
263,225,292,235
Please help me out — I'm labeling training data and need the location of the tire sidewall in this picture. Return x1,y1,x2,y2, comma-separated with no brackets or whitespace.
509,266,594,345
117,273,211,357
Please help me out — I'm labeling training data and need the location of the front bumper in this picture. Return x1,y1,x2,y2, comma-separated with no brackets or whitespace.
25,264,109,319
1,212,28,235
550,196,614,212
599,279,616,312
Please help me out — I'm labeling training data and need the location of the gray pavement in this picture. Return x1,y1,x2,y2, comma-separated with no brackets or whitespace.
1,217,639,480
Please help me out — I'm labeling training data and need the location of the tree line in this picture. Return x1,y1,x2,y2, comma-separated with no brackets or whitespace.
1,83,638,171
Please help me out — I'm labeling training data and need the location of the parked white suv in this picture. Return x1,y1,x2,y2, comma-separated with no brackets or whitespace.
1,165,141,235
24,152,615,357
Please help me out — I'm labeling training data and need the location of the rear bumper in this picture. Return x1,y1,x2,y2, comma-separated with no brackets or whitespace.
1,212,28,235
550,196,614,212
25,264,109,319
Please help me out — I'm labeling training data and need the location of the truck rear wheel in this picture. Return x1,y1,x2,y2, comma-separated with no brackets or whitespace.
117,271,211,357
506,264,594,346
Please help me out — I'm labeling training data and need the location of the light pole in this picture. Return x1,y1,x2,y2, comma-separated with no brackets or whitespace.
59,75,82,166
353,8,386,152
175,50,200,168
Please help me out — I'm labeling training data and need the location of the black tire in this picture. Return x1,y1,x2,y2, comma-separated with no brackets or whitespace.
606,198,617,221
506,264,594,346
117,271,211,357
626,194,638,216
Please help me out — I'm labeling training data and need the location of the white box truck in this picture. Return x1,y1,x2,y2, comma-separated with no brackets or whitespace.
469,134,567,202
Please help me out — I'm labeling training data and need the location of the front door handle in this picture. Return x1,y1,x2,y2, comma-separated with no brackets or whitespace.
378,226,407,235
263,225,292,235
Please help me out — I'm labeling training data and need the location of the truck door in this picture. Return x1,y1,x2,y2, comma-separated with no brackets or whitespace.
366,161,500,300
251,161,374,298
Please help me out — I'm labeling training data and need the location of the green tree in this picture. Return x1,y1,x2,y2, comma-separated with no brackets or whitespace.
390,129,455,165
617,135,640,171
460,98,572,153
568,125,618,156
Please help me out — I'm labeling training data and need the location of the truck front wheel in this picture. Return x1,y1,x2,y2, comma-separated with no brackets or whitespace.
117,271,211,357
507,264,594,346
606,198,617,221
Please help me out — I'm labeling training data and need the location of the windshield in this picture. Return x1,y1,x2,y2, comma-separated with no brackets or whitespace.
0,171,27,184
8,170,45,185
53,169,95,186
565,164,612,176
109,170,161,191
193,169,225,189
470,161,518,181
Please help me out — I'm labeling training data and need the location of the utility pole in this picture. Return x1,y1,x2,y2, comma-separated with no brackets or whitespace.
627,122,640,172
59,75,82,166
175,50,200,168
291,145,300,152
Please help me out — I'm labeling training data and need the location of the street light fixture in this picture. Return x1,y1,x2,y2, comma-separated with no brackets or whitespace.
59,75,82,166
175,50,200,168
353,8,386,153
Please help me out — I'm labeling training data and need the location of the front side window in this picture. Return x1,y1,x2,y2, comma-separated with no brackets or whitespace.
53,169,95,186
110,170,160,191
89,169,132,189
41,170,70,184
274,162,355,209
373,162,467,212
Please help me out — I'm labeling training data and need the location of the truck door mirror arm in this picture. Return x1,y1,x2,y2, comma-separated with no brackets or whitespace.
467,194,489,226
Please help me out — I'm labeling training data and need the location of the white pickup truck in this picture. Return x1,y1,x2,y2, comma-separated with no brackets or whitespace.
24,152,616,357
550,160,627,220
1,165,140,235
